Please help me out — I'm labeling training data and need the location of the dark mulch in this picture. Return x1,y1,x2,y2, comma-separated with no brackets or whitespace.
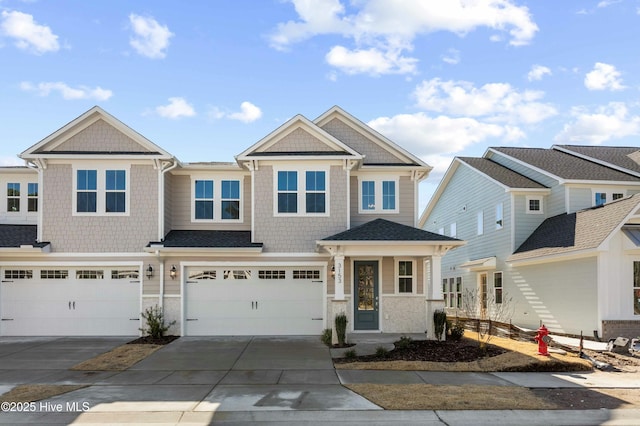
127,335,179,345
334,337,506,363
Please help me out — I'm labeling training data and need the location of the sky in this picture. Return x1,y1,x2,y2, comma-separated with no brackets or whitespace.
1,0,639,211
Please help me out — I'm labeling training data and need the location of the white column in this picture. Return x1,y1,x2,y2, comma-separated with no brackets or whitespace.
334,255,345,300
430,254,442,299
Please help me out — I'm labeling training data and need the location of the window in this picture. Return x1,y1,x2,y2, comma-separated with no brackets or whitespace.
41,270,68,279
305,171,326,213
76,270,104,279
442,277,462,308
438,227,444,235
634,261,640,315
277,171,298,213
74,168,129,215
477,211,484,235
188,270,217,280
450,222,457,238
221,180,240,219
4,270,32,279
111,270,139,279
526,196,543,214
358,178,398,213
224,270,251,280
293,270,320,279
595,191,625,206
397,260,414,293
7,183,20,212
495,203,503,229
28,183,38,212
195,180,214,219
76,170,97,213
259,270,286,279
494,272,503,304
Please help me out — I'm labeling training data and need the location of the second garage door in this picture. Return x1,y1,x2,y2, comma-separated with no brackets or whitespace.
184,266,324,335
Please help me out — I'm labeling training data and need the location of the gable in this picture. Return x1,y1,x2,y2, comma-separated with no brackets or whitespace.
43,119,152,154
320,118,402,164
261,127,336,153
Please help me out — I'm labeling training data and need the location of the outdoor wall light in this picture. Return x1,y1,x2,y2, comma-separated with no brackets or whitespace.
331,264,335,277
170,265,177,280
146,265,153,279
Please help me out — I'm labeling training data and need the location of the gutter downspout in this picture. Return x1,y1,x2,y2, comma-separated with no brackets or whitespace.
157,159,178,241
26,159,46,242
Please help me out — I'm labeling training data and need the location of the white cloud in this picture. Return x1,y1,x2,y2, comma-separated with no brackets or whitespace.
413,78,557,124
441,48,460,65
368,112,523,158
597,0,622,8
20,81,112,101
270,0,538,75
555,102,640,144
129,14,173,59
0,10,59,54
584,62,625,91
156,97,196,119
209,102,262,123
527,64,551,81
325,45,417,75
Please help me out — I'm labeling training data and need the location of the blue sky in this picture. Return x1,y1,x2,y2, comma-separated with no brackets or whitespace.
1,0,639,209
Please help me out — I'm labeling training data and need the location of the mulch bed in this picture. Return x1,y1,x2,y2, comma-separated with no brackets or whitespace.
335,337,506,363
127,335,179,345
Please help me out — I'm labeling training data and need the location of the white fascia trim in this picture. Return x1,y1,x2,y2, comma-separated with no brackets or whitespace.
180,260,328,267
563,179,640,186
485,148,565,184
507,249,598,267
34,252,157,258
0,260,143,266
317,240,466,247
418,159,462,228
142,247,263,254
508,188,551,194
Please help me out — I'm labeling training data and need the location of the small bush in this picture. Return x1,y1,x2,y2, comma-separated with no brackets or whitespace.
320,328,332,347
335,313,348,346
375,346,388,357
344,349,357,359
433,309,447,341
396,335,413,350
139,305,176,339
449,322,465,341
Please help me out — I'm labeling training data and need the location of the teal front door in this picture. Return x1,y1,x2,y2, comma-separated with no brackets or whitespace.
354,261,379,330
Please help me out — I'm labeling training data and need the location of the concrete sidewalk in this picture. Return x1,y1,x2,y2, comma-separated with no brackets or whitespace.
1,336,639,425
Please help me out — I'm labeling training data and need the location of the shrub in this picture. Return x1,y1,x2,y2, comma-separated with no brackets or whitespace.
344,349,357,359
396,335,413,350
449,322,465,341
335,313,348,346
375,346,388,357
139,305,176,339
433,309,447,341
320,328,332,347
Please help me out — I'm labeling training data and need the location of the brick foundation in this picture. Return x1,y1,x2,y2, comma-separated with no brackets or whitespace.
601,320,640,340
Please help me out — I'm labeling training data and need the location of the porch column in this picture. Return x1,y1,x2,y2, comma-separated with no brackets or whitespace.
334,255,345,300
426,254,445,340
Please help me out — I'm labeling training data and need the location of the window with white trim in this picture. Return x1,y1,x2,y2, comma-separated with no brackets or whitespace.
358,177,399,213
27,183,38,212
594,191,625,206
633,261,640,316
192,178,242,222
7,183,20,212
442,277,462,308
397,260,414,293
221,180,240,219
275,168,328,216
450,222,457,238
195,180,214,219
477,210,484,235
526,196,543,214
494,271,503,304
74,167,129,215
495,203,503,229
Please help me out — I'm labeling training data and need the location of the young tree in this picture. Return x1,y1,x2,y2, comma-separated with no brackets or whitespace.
462,288,514,350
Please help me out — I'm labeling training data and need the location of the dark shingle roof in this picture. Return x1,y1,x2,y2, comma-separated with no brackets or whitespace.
39,151,161,155
459,157,547,189
509,194,640,261
554,145,640,175
322,218,460,242
492,147,639,182
246,151,352,157
0,225,48,248
155,230,263,248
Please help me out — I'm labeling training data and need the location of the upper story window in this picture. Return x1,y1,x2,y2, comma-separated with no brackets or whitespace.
74,167,129,215
358,177,399,213
7,183,20,212
192,178,242,222
526,196,543,214
449,222,457,238
274,167,329,216
28,183,38,212
495,203,503,230
594,191,624,206
477,210,484,235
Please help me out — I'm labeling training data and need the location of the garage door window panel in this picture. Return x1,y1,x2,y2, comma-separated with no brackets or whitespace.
259,270,285,279
293,270,320,280
111,270,139,279
41,270,69,279
4,269,33,280
189,270,217,280
224,270,251,280
76,270,104,279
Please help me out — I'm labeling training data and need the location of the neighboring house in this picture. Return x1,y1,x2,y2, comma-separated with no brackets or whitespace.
0,106,462,337
419,145,640,340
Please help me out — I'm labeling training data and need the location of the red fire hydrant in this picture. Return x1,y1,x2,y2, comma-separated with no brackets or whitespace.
534,324,550,356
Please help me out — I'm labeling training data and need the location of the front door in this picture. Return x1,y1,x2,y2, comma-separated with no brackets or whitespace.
354,261,379,330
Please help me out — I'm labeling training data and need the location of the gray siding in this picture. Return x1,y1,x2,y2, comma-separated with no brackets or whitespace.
168,174,251,231
568,187,592,213
253,165,347,252
350,175,415,227
49,119,151,153
513,194,547,249
42,164,158,252
320,118,400,164
263,128,334,152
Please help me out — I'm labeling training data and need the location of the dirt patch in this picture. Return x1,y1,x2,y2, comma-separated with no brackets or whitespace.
70,344,163,371
127,335,179,345
1,385,86,405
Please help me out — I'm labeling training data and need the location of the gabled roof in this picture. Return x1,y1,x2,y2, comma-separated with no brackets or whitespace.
490,147,639,182
321,218,460,242
235,113,362,161
0,225,49,248
508,194,640,263
20,106,173,160
459,157,547,189
150,230,263,249
553,145,640,177
314,106,431,169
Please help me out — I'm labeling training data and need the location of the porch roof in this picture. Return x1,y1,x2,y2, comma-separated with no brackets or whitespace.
147,230,263,252
0,224,50,252
321,218,460,242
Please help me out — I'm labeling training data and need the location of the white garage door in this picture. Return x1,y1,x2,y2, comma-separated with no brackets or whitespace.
0,267,140,336
185,266,324,335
